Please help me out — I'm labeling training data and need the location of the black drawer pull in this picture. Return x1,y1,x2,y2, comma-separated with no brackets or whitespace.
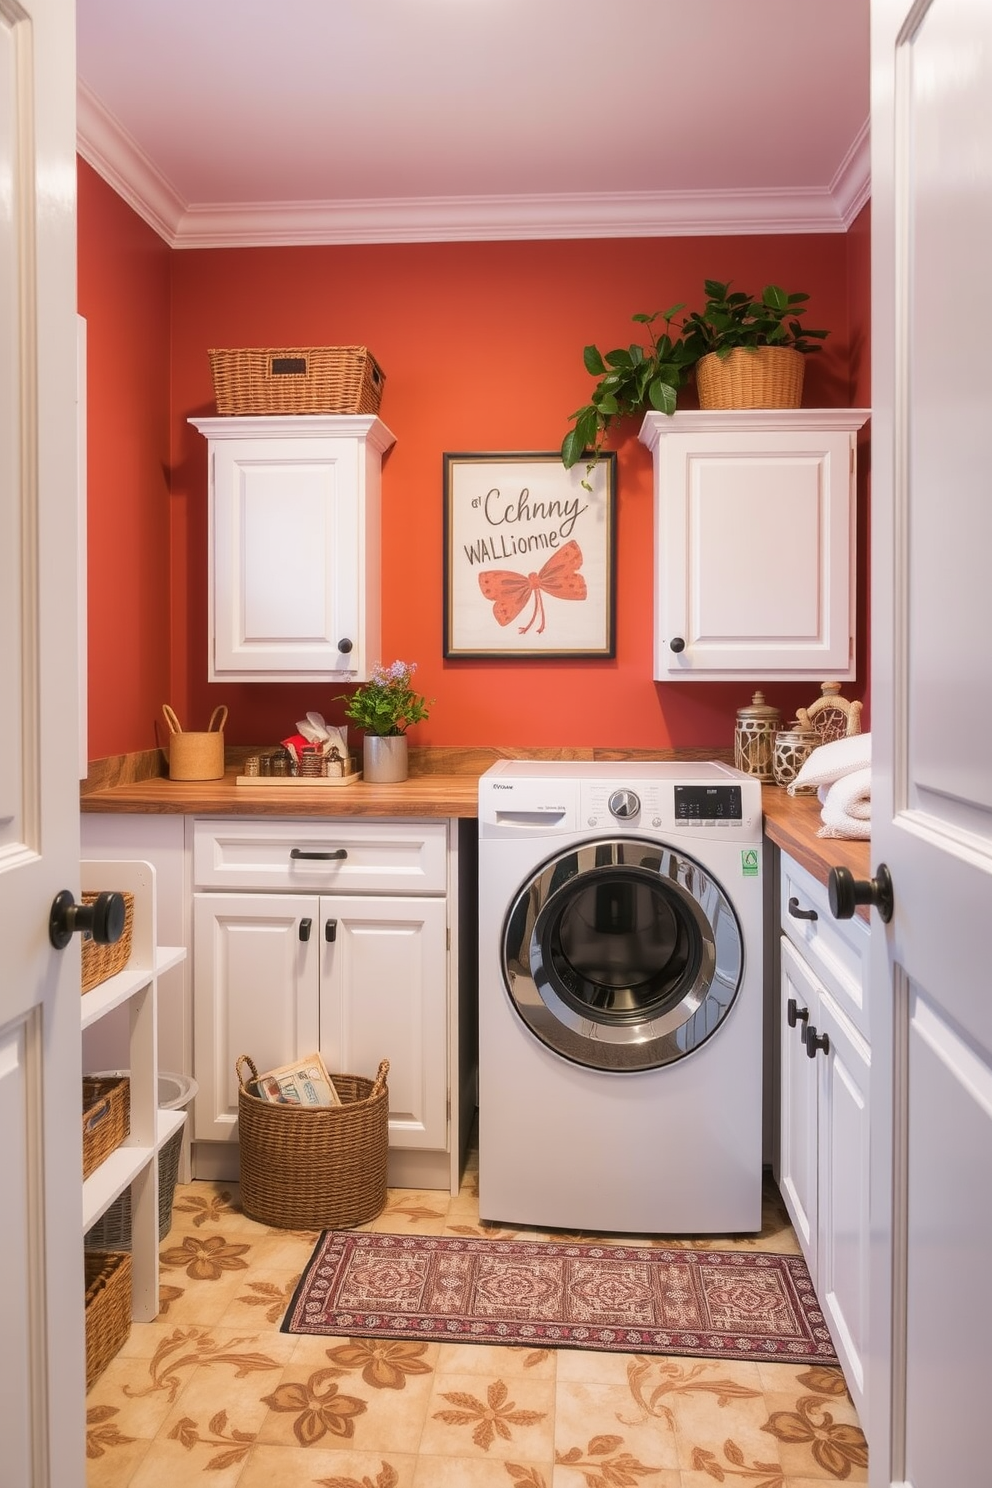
299,917,312,942
787,997,809,1030
290,848,348,861
788,896,818,922
806,1025,830,1059
325,919,338,943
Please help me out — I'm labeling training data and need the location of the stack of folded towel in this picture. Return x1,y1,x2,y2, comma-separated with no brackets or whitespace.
787,732,872,840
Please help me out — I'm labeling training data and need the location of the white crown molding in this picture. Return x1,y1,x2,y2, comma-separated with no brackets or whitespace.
77,87,873,249
76,81,186,243
830,118,872,227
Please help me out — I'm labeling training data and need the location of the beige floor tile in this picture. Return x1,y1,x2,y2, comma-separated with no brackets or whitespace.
419,1369,556,1462
554,1349,643,1387
239,1443,420,1486
85,1426,152,1488
415,1453,554,1486
553,1464,680,1488
760,1384,868,1482
123,1433,251,1487
552,1379,682,1473
434,1342,557,1380
256,1352,436,1454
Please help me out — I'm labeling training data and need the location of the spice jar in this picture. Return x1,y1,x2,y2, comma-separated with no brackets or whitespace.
734,690,781,781
772,721,820,791
297,747,325,778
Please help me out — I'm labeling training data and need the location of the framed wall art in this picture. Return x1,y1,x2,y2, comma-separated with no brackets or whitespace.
442,451,616,659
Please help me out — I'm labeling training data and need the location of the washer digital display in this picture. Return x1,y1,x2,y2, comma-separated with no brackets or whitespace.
674,785,743,820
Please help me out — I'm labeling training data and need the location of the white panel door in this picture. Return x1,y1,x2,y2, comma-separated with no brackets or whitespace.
193,894,318,1141
318,895,448,1150
869,2,992,1483
814,988,871,1421
778,940,819,1263
0,0,84,1480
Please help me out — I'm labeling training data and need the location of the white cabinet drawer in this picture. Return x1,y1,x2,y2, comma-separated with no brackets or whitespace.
780,854,869,1039
193,817,448,894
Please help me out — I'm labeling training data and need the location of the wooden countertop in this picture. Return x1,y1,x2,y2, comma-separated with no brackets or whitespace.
761,783,871,910
80,769,482,818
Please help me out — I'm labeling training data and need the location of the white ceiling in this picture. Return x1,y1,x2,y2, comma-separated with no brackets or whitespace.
75,0,871,249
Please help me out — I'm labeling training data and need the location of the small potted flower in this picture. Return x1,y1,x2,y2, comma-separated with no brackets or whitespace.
336,660,432,783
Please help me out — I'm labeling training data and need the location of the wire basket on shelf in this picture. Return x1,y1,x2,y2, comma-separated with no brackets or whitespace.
236,1054,389,1230
84,1073,198,1248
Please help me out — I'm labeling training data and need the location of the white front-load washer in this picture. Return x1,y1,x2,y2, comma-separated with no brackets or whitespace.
478,760,764,1235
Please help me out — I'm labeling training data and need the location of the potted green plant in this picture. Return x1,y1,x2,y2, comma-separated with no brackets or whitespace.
561,280,830,476
336,660,432,783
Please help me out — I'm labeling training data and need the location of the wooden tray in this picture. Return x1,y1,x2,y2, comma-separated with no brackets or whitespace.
236,772,362,788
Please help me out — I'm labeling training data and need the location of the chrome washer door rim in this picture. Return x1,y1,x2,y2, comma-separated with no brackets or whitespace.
501,837,743,1071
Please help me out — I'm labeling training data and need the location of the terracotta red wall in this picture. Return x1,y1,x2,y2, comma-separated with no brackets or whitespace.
77,159,172,759
170,233,862,752
77,155,872,757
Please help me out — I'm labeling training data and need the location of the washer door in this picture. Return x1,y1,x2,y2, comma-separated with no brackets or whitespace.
502,838,743,1071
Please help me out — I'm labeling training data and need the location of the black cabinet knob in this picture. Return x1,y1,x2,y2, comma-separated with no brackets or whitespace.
787,997,809,1030
299,917,312,942
338,638,354,653
828,863,894,923
49,889,126,951
806,1025,830,1059
325,919,338,943
669,637,686,653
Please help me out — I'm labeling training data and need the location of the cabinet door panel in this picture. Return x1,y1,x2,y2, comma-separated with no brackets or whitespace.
193,893,317,1141
778,938,819,1264
319,896,448,1151
815,989,870,1418
213,437,359,679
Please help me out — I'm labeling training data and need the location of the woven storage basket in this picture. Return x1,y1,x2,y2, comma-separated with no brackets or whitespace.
236,1054,389,1229
163,703,227,781
84,1123,184,1248
209,346,385,416
695,345,805,410
82,1075,130,1180
84,1250,132,1390
81,892,135,994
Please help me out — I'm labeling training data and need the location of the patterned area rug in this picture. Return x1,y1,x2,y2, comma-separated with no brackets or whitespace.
282,1231,837,1364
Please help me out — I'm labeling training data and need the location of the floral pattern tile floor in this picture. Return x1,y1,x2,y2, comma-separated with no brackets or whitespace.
85,1151,867,1487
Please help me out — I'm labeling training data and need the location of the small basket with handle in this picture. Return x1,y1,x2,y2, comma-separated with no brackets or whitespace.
236,1054,389,1229
162,703,228,780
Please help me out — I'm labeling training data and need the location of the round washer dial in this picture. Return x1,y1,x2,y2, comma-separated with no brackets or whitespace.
608,788,640,820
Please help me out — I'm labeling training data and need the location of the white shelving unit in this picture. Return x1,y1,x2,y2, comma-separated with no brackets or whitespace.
81,859,187,1323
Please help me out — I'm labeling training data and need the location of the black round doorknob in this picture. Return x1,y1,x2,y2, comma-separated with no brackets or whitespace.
49,889,126,951
669,637,686,653
337,638,354,653
828,863,894,923
806,1025,830,1059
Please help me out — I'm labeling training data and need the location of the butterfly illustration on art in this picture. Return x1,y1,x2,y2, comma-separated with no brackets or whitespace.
478,539,587,634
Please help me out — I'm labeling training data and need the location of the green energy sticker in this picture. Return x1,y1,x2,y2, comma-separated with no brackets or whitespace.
741,848,760,877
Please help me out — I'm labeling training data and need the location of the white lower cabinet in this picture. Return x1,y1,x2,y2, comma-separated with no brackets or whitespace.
191,816,464,1191
775,853,871,1420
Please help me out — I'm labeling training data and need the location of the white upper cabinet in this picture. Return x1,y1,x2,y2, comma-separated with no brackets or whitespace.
640,409,870,681
190,415,395,683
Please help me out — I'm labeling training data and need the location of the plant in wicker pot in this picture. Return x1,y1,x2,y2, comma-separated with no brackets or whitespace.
562,279,830,480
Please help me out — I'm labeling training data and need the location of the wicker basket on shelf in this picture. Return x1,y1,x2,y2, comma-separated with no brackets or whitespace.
236,1055,389,1230
84,1250,132,1390
80,891,134,994
695,345,805,410
82,1075,130,1180
208,346,385,416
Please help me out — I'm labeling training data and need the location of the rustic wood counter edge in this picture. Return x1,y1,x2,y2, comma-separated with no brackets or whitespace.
80,747,869,891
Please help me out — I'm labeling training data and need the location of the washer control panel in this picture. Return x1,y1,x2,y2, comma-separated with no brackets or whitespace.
674,785,743,821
